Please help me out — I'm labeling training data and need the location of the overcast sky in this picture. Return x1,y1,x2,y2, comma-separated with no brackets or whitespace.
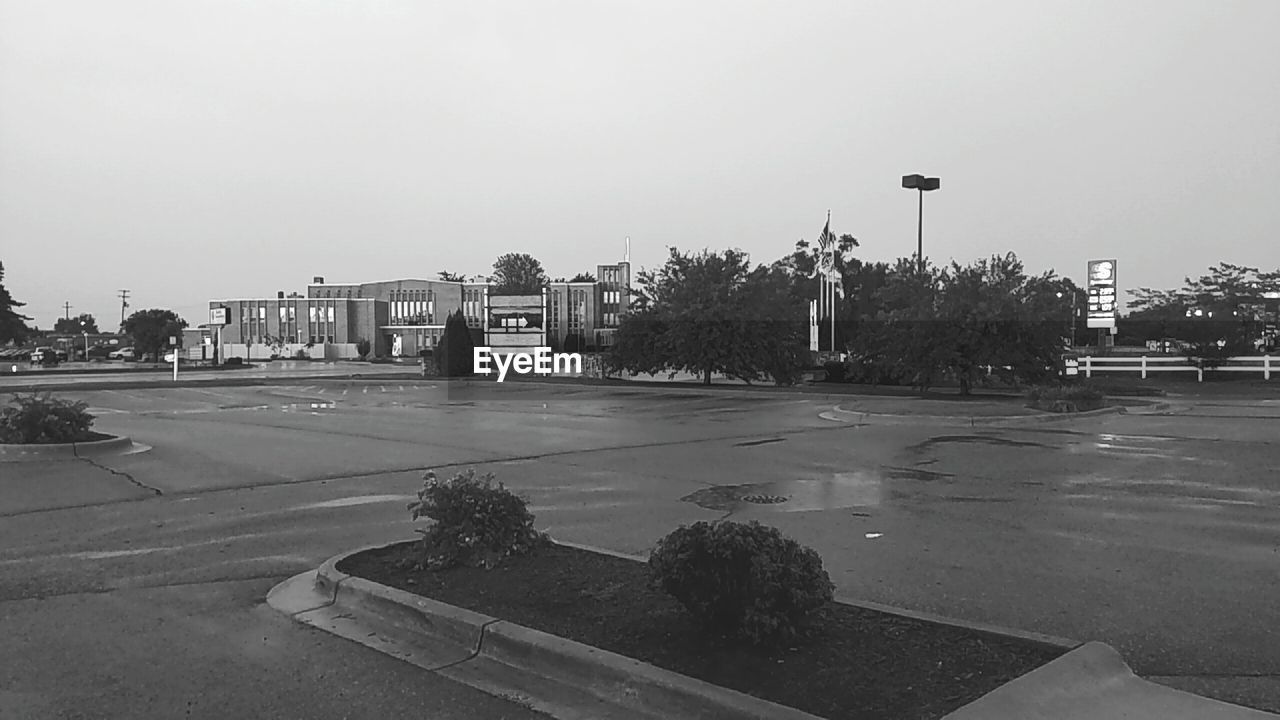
2,0,1277,329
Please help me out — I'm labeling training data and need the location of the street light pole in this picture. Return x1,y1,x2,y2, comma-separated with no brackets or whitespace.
902,174,940,273
1070,292,1078,347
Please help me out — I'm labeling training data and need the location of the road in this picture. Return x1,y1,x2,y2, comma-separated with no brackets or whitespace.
2,378,1278,716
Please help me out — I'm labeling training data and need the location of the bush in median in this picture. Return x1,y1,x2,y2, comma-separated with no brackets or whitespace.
406,468,550,571
0,392,96,444
648,520,835,647
1026,383,1106,413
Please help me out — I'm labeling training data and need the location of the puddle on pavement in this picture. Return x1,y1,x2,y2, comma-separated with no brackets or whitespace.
680,471,885,512
908,434,1052,452
733,438,787,447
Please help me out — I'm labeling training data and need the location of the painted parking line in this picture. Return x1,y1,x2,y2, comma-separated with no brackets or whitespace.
187,388,240,401
342,388,349,396
380,386,387,392
362,386,368,394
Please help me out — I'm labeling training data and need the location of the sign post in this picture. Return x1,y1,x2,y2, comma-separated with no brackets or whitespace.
168,335,178,381
209,306,231,366
1086,260,1118,353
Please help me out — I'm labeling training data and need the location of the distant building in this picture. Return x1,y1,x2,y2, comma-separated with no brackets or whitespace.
209,262,631,361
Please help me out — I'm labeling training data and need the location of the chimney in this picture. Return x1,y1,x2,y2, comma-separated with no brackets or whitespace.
313,276,324,284
277,291,285,299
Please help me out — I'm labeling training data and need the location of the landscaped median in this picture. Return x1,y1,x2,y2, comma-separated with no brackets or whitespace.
0,391,140,460
271,538,1075,720
269,467,1275,720
271,539,1279,720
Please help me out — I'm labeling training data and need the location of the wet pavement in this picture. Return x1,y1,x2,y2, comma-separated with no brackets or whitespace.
2,379,1278,714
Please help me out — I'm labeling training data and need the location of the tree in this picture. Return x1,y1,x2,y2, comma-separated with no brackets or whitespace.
771,234,867,351
1129,262,1280,318
0,262,33,345
437,271,466,282
492,253,548,295
122,309,187,362
569,272,596,283
606,248,808,385
1127,262,1280,349
54,314,99,334
855,254,1064,395
435,310,475,376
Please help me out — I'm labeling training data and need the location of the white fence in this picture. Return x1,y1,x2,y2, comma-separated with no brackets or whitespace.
1080,355,1274,382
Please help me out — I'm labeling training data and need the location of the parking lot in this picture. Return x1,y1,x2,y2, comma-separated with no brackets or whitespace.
2,378,1279,714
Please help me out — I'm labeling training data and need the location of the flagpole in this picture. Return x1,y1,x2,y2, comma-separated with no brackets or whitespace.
828,210,836,354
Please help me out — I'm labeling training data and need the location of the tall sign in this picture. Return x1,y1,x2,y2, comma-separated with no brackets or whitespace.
485,292,547,356
1086,259,1117,329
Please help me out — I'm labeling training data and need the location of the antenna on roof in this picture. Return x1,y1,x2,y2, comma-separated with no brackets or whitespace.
624,236,630,263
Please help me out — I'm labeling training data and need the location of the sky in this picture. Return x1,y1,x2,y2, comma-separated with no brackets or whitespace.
2,0,1278,330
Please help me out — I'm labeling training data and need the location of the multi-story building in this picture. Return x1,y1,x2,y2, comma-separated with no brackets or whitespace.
209,262,630,361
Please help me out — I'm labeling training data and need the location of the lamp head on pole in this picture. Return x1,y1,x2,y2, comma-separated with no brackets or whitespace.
902,174,940,191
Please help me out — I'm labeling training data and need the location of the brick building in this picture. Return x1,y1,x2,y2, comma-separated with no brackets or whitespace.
209,262,630,361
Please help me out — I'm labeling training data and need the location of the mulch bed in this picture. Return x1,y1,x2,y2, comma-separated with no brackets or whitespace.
339,541,1065,720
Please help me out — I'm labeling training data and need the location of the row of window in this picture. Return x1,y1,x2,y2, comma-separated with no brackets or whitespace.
390,296,434,325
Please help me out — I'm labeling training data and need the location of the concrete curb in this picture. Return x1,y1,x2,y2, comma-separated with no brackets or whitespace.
269,541,823,720
0,433,133,461
823,404,1127,426
941,641,1279,720
270,539,1115,720
0,373,405,394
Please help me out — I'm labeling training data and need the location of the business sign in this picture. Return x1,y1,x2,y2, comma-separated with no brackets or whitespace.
209,306,230,326
1086,259,1117,329
489,312,542,331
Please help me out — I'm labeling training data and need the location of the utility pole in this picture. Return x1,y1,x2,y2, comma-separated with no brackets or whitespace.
63,302,72,320
118,290,130,327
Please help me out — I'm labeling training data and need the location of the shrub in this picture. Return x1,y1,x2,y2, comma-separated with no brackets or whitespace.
356,338,372,359
407,468,550,571
224,357,244,366
648,521,834,647
1027,383,1106,413
435,311,475,376
822,360,846,383
0,392,96,444
293,349,309,360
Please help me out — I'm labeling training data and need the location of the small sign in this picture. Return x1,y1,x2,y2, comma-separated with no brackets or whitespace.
168,336,177,345
490,312,542,330
210,306,230,326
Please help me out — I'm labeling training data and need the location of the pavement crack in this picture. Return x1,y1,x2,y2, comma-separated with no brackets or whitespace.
75,455,162,496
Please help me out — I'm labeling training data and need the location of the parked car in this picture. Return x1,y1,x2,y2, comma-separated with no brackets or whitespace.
87,345,114,360
30,347,60,366
54,348,69,362
108,347,136,360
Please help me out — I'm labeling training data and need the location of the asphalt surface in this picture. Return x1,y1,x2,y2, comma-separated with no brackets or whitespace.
2,376,1278,716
